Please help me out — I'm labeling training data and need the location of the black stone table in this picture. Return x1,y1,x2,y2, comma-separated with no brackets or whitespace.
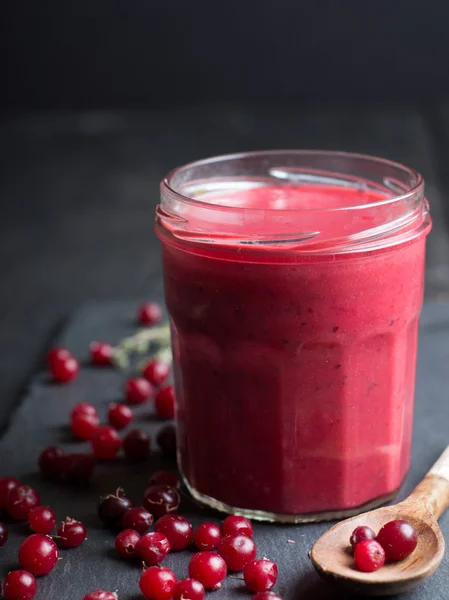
0,299,448,599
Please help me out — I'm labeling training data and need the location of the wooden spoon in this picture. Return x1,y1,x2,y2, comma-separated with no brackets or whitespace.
309,446,449,596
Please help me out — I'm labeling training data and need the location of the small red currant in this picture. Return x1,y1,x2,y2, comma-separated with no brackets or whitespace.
376,519,418,561
350,525,376,548
188,551,227,590
72,413,100,441
173,578,205,600
50,355,79,383
138,302,163,326
108,403,133,429
218,533,256,571
121,506,154,534
18,534,59,576
3,570,37,600
143,360,170,386
354,539,386,572
90,341,114,366
91,426,122,460
143,485,180,518
221,515,253,538
139,565,176,600
28,506,56,534
6,485,41,521
125,377,153,405
244,559,278,593
57,518,87,548
115,528,141,559
194,522,221,551
136,532,171,566
154,515,193,551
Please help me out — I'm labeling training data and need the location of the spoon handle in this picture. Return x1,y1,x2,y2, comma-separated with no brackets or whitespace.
403,445,449,520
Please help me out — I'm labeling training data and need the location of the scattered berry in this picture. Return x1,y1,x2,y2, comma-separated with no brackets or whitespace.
0,522,8,547
154,515,193,551
98,490,134,528
6,485,41,521
125,378,153,405
350,525,376,548
139,565,176,600
376,519,418,561
173,578,205,600
0,477,21,510
155,386,175,419
143,360,170,386
148,471,180,489
50,355,79,383
3,570,37,600
71,403,98,420
90,342,114,366
83,592,118,600
354,539,386,572
218,533,257,571
72,413,100,441
57,518,87,548
221,515,253,538
156,425,177,457
59,453,95,485
115,528,141,559
91,426,122,460
122,506,154,535
38,446,65,479
244,559,278,593
252,593,284,600
189,551,227,590
194,522,222,551
143,485,180,518
18,534,59,576
108,403,133,430
28,506,56,534
123,428,150,461
136,532,171,566
46,347,71,367
138,302,163,326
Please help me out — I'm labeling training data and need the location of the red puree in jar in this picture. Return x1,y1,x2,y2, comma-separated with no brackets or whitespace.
157,153,431,520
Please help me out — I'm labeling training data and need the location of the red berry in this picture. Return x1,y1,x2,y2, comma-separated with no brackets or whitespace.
98,490,134,527
108,403,133,429
354,539,386,572
123,428,150,461
90,341,114,366
38,446,65,479
154,515,193,551
350,525,376,548
0,477,21,510
218,534,256,571
59,453,95,485
138,302,163,326
252,594,284,600
18,534,59,576
50,355,79,383
71,402,98,420
221,515,253,538
136,532,171,566
148,471,180,489
155,386,175,419
57,518,87,548
115,528,141,559
143,360,170,386
47,347,71,367
6,485,41,521
0,522,8,547
3,570,37,600
244,559,278,593
188,551,227,590
139,565,176,600
173,578,205,600
91,426,122,460
28,506,56,534
143,485,180,518
156,425,176,457
72,413,100,441
194,522,222,551
83,592,118,600
122,506,154,534
376,519,418,561
125,377,153,405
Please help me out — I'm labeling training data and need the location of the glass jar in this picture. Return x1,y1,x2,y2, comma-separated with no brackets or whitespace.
156,151,432,522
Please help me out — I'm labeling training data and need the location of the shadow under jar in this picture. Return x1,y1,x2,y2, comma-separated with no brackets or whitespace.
155,150,432,523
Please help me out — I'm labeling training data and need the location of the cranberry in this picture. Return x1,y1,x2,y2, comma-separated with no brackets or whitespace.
155,386,175,419
252,594,284,600
125,377,153,405
354,539,386,572
3,570,37,600
376,519,418,561
143,360,170,386
6,485,41,521
188,551,227,590
139,565,176,600
173,578,205,600
244,559,278,593
91,426,122,460
0,477,21,510
122,506,154,534
18,534,59,576
83,592,118,600
148,471,180,489
136,532,171,566
72,413,100,441
218,534,257,571
46,347,71,367
38,446,65,479
50,355,79,383
108,403,133,429
194,522,222,551
98,489,134,527
154,515,193,551
28,506,56,534
115,528,141,559
123,428,150,461
57,518,87,548
0,522,8,547
221,515,253,538
156,425,177,458
90,341,114,366
59,453,95,485
71,402,98,420
143,485,180,518
138,302,163,326
350,525,376,548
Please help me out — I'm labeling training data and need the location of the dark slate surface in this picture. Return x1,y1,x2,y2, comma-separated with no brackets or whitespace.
0,299,448,600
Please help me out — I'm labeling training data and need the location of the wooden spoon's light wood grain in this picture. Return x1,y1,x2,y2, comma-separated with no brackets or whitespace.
310,446,449,596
